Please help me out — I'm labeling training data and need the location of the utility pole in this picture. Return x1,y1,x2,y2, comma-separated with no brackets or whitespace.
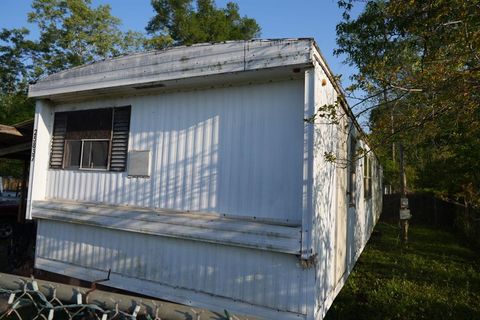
382,23,395,166
391,105,395,164
399,144,411,244
399,144,407,196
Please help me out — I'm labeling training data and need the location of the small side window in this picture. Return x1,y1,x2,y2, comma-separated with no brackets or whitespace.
348,137,357,205
364,155,372,199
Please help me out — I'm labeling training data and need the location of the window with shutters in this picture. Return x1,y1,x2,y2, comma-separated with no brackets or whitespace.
49,106,130,171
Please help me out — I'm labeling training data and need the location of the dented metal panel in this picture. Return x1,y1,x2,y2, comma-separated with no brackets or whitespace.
45,80,304,223
29,39,313,98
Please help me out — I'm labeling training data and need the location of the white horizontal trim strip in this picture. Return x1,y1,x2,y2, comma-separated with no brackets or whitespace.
32,200,302,254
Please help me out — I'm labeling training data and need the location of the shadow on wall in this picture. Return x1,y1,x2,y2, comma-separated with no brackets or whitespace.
46,81,305,222
35,81,313,314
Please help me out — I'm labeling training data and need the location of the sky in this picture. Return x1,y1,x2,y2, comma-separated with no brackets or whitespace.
0,0,365,84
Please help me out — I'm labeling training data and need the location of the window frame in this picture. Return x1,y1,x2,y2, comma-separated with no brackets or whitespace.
348,136,357,206
363,155,373,199
50,106,131,172
63,138,111,171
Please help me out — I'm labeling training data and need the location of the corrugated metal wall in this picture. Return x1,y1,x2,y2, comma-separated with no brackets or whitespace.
46,80,304,222
310,63,383,320
36,220,309,314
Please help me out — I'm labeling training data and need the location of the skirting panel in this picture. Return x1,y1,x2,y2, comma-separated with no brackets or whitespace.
35,258,306,320
36,220,312,316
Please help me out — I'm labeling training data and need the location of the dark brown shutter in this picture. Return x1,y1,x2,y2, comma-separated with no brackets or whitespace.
50,113,68,169
109,106,131,171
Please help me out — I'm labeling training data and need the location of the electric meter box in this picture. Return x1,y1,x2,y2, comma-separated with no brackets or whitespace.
400,209,411,220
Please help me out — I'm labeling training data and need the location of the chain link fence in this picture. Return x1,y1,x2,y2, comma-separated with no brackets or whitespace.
0,275,247,320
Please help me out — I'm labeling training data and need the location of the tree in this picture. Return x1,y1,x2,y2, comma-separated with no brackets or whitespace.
0,27,37,125
146,0,261,49
28,0,145,79
335,0,480,204
0,0,147,178
0,0,147,124
0,28,35,94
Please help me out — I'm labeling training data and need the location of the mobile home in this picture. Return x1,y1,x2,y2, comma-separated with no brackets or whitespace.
27,39,382,319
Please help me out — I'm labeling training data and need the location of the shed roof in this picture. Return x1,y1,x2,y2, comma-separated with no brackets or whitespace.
0,119,34,160
29,38,316,100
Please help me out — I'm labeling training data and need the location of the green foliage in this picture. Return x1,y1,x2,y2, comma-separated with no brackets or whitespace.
326,222,480,320
28,0,145,78
336,0,480,205
0,92,34,125
0,0,260,127
0,0,147,126
146,0,261,49
0,27,36,125
0,28,35,94
0,159,24,178
304,102,340,125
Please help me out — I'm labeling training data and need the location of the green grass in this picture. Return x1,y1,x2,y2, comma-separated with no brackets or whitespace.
325,222,480,320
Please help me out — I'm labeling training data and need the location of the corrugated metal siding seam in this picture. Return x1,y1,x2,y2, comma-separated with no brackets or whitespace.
45,80,304,222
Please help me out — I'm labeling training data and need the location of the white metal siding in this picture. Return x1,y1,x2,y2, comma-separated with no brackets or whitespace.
36,219,309,315
309,63,339,320
45,80,304,222
310,62,383,320
26,100,55,219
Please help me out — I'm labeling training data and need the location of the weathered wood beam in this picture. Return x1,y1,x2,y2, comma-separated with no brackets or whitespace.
0,124,23,137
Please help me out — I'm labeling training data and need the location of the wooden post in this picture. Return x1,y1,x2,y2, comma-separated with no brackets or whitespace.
17,159,29,223
391,106,395,165
399,144,406,197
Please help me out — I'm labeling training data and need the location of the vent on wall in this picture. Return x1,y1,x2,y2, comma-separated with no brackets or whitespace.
127,150,151,177
133,83,166,90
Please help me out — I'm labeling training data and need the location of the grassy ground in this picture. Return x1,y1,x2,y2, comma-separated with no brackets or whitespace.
325,222,480,320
